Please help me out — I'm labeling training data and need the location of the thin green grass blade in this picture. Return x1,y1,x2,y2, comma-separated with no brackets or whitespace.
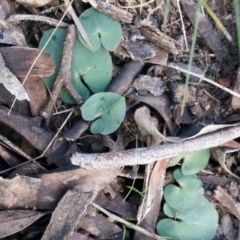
234,0,240,60
200,0,232,41
181,1,201,113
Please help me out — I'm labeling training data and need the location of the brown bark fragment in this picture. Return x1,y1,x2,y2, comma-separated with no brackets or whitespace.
0,47,54,77
214,186,240,221
0,176,41,209
0,167,120,210
41,190,97,240
21,76,48,116
135,159,170,240
0,106,54,153
37,167,120,210
140,25,182,55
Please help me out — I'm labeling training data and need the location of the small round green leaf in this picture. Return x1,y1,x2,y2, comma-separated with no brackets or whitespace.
78,8,122,52
182,149,210,175
81,92,126,135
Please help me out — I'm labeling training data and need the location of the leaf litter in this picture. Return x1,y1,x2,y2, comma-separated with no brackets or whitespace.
1,0,240,239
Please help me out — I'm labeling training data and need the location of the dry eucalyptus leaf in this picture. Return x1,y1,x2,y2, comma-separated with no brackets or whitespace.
134,106,166,145
211,147,240,180
0,53,29,101
0,210,48,238
16,0,53,7
165,124,240,143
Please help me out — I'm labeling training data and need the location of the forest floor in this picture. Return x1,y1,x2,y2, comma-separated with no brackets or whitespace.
0,0,240,239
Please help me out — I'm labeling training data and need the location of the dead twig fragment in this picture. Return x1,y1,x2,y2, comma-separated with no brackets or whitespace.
0,134,45,171
41,25,82,123
140,22,182,55
0,47,54,77
87,0,133,23
0,106,53,153
214,186,240,221
71,124,240,169
107,60,144,95
7,14,68,28
64,0,91,46
16,0,52,7
91,202,164,240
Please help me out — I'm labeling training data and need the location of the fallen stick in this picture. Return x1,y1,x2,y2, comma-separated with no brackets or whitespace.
71,124,240,169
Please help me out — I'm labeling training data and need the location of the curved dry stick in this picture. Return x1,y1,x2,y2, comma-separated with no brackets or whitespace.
107,60,144,95
41,25,82,123
71,124,240,169
7,14,68,28
64,0,91,46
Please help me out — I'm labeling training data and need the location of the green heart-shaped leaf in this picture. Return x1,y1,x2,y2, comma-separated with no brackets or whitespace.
71,33,112,94
169,149,210,175
78,8,122,52
81,92,126,134
157,169,218,240
157,199,218,240
39,28,112,103
164,169,204,211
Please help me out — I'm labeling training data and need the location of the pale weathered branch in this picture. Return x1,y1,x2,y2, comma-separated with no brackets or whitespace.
71,124,240,169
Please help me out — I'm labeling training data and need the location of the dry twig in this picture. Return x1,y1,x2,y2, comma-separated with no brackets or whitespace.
91,202,164,240
41,24,82,123
7,14,68,28
87,0,133,23
64,0,91,46
71,124,240,169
